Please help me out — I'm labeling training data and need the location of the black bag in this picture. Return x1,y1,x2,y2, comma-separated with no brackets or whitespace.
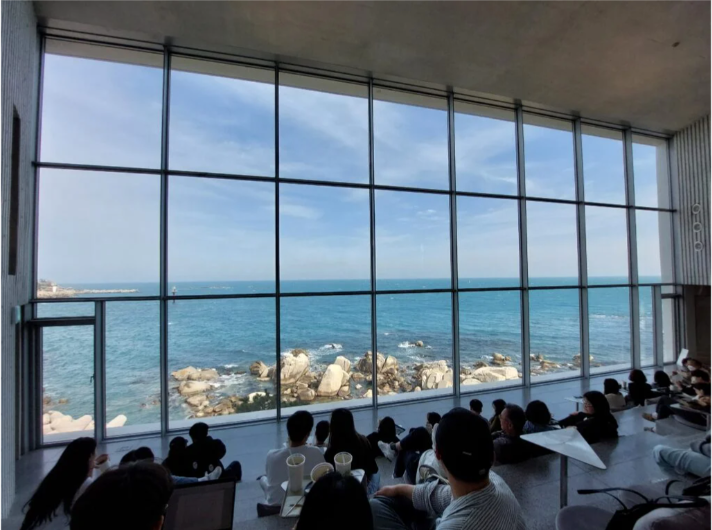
578,487,709,530
665,476,711,497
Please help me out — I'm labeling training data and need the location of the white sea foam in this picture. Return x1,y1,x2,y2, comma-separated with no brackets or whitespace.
223,363,241,369
384,332,390,336
319,343,343,351
398,341,415,349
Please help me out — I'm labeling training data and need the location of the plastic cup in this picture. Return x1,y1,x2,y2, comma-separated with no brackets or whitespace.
310,462,334,482
334,452,353,475
286,453,306,493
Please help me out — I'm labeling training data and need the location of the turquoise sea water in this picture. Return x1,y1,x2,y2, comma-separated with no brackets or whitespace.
38,277,657,426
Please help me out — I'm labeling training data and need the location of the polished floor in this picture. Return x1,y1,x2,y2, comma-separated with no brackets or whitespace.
4,369,706,530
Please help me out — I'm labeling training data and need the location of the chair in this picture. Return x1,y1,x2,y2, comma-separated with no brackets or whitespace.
164,478,236,530
556,506,612,530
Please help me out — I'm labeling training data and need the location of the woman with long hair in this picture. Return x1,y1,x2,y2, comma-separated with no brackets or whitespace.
366,416,399,459
295,471,373,530
489,399,507,433
20,437,109,530
325,409,379,494
603,378,627,410
559,390,618,444
523,400,559,434
626,369,653,406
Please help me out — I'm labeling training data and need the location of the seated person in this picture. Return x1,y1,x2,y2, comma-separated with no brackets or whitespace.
211,439,242,481
70,462,173,530
626,369,654,406
470,399,483,416
559,391,618,444
425,412,441,434
603,378,627,410
259,410,325,511
677,369,711,396
367,416,399,459
523,400,559,434
121,446,222,485
183,422,241,480
325,409,379,494
161,436,193,477
313,420,329,453
379,413,436,483
644,383,711,427
370,407,526,530
489,399,506,433
493,404,532,464
295,471,373,530
653,433,711,478
651,371,673,395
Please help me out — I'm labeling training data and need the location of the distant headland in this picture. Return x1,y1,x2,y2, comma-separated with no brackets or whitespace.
37,279,138,298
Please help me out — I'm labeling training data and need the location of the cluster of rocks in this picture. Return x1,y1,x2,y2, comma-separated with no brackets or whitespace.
529,353,599,376
43,411,127,435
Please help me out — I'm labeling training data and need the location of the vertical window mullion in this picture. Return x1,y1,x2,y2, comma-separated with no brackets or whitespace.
159,48,171,435
516,107,530,388
574,119,590,378
448,93,460,400
368,79,378,411
275,66,282,421
624,129,641,369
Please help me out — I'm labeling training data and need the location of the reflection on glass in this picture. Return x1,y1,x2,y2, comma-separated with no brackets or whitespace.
42,325,94,442
106,302,160,436
376,191,451,290
280,296,371,409
588,288,631,373
168,177,275,294
170,57,274,175
459,291,521,388
280,74,368,183
586,206,628,285
529,289,580,379
458,197,519,288
168,298,276,426
526,201,578,286
523,115,575,200
376,293,452,401
633,135,670,209
640,287,655,367
374,89,448,189
455,103,517,195
41,41,162,168
280,185,370,292
582,125,625,205
37,170,160,298
36,303,94,318
636,211,673,284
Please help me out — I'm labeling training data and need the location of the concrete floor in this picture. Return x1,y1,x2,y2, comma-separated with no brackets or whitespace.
4,370,706,530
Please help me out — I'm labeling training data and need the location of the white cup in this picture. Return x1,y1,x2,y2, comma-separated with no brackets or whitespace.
310,462,334,483
286,453,306,493
334,452,353,475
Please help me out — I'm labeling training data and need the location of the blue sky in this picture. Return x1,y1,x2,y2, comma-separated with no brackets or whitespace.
37,52,669,284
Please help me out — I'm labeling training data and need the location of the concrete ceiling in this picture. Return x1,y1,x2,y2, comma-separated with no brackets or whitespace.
33,1,710,134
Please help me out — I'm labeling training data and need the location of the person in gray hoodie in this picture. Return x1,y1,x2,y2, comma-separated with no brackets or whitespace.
370,407,525,530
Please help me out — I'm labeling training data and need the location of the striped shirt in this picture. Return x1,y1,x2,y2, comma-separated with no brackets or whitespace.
412,471,526,530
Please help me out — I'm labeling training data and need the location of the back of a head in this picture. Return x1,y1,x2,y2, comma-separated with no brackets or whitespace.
120,450,138,466
168,436,187,456
134,447,155,463
629,369,647,385
653,371,672,387
212,439,227,459
435,407,493,483
427,412,441,426
493,399,506,416
189,422,209,442
295,472,372,530
469,399,483,414
688,359,703,370
21,437,97,530
524,400,551,426
692,370,711,383
504,403,526,434
378,417,396,440
603,378,621,395
71,462,173,530
287,410,314,444
584,391,615,425
329,409,356,447
315,420,330,443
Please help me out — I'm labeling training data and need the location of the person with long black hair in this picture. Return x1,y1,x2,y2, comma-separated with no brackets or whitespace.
489,399,507,433
558,391,619,444
366,416,400,459
20,437,109,530
325,408,379,494
295,472,373,530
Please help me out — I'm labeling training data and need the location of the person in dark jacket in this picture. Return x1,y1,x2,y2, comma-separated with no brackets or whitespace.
489,399,507,433
366,416,400,459
559,391,618,444
493,404,533,464
626,369,653,406
325,409,379,494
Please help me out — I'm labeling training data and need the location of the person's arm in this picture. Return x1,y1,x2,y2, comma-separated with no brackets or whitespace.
558,413,581,428
376,481,452,518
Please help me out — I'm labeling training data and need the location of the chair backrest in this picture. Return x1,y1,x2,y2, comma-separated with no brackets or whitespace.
163,478,236,530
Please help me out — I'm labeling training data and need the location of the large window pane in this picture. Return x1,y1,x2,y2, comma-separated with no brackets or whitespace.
589,288,631,373
633,135,670,209
42,326,94,443
458,197,519,288
582,125,625,205
168,299,276,427
586,206,628,285
459,291,521,389
168,177,275,294
37,169,160,297
280,185,370,293
280,295,371,411
455,102,517,195
376,293,453,403
636,210,674,284
106,301,160,436
170,57,274,176
530,289,581,380
374,89,448,189
376,191,451,290
41,40,162,168
527,201,578,287
280,74,368,183
523,115,575,200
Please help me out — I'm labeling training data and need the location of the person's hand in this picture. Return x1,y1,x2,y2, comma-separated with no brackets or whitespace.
569,411,578,417
375,485,402,498
95,454,109,466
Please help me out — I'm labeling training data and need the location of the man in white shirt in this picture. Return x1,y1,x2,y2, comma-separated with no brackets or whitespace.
257,410,325,516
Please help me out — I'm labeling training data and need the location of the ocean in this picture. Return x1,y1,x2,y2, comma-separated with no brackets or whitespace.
38,277,657,427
